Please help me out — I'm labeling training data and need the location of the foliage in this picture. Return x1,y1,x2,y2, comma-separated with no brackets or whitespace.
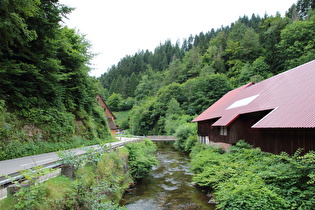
276,16,315,70
1,143,157,209
107,93,124,111
0,0,113,160
113,110,131,131
125,139,158,179
190,141,315,209
128,97,160,135
174,123,197,153
4,166,57,210
127,73,230,135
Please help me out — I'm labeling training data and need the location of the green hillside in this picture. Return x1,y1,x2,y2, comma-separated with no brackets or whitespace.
100,0,315,136
0,0,113,160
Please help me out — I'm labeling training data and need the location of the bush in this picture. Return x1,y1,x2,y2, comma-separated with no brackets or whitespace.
216,173,288,209
174,123,197,153
125,139,158,179
190,140,315,209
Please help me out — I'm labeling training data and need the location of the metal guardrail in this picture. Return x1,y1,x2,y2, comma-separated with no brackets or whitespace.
0,138,142,187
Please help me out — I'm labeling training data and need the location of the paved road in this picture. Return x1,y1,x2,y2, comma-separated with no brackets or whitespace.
0,137,141,185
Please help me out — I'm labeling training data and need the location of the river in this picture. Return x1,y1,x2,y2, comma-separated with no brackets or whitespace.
120,141,215,209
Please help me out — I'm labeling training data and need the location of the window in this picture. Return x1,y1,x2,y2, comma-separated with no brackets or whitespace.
220,126,227,136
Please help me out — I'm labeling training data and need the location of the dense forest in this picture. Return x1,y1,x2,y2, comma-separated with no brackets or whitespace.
100,0,315,136
0,0,112,160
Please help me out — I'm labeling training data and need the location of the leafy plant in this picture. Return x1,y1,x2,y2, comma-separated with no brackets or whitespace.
190,140,315,209
125,139,158,179
5,166,56,210
174,122,197,153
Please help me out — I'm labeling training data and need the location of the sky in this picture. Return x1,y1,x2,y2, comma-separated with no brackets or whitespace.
59,0,298,77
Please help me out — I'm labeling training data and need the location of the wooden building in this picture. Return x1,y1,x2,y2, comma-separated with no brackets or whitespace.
96,94,118,137
193,60,315,155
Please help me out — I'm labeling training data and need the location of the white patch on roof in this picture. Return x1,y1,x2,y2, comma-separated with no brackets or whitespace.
226,94,260,110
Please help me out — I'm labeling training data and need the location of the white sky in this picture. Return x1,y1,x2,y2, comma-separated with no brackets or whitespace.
59,0,297,77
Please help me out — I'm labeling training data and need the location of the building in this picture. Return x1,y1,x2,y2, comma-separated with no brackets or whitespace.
193,60,315,155
96,94,118,137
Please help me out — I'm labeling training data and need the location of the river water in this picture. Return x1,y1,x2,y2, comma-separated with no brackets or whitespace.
120,141,215,210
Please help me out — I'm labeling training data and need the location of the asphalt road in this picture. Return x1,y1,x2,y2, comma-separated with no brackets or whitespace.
0,137,141,185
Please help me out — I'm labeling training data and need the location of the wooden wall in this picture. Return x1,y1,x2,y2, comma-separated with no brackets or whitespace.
197,111,315,155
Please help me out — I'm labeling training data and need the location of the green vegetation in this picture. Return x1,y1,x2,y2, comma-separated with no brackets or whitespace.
0,140,158,209
125,139,158,179
113,110,131,131
190,141,315,209
100,0,315,136
173,123,197,153
1,1,315,207
0,0,112,160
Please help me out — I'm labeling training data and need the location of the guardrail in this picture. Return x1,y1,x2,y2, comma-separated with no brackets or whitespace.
0,138,142,187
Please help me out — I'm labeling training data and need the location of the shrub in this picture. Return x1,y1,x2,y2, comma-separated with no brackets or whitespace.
174,122,197,153
125,139,158,179
216,173,288,209
190,140,315,209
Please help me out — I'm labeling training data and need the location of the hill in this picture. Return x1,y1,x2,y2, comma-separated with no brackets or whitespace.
99,0,315,136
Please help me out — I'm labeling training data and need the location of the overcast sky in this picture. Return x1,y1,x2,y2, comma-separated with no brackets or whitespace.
59,0,297,77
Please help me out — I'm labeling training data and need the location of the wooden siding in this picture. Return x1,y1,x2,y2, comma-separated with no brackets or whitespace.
247,128,315,155
197,110,315,155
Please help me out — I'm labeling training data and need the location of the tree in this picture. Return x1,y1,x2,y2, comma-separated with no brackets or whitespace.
0,0,39,55
183,74,231,115
296,0,315,18
129,97,160,135
259,15,290,74
156,83,186,110
0,0,73,109
107,93,123,112
277,17,315,71
166,98,182,116
238,57,271,85
134,75,153,102
165,59,183,84
125,72,138,97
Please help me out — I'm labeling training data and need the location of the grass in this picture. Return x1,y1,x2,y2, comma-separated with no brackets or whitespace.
0,175,75,210
43,175,75,201
0,196,15,210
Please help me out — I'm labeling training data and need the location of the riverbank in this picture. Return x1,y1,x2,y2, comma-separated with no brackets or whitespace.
190,141,315,209
120,141,215,209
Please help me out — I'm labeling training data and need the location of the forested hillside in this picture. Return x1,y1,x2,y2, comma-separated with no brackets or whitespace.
100,0,315,136
0,0,112,160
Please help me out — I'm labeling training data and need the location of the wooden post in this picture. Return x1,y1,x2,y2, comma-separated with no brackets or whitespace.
61,164,75,179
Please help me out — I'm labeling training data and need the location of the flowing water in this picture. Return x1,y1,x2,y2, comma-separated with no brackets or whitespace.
120,141,215,210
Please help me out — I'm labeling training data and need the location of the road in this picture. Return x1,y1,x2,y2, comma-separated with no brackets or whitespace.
0,137,141,186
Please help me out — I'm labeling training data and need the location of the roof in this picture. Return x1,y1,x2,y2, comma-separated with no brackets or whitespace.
193,59,315,128
96,94,117,120
107,118,118,130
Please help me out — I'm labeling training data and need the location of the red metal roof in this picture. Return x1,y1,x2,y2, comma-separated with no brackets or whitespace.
193,60,315,128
